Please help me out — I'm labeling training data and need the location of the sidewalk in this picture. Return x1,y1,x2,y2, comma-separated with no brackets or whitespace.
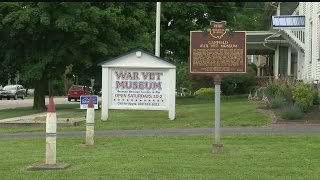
1,124,320,139
0,109,84,126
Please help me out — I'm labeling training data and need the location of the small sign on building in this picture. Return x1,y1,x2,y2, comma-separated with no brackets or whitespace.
99,49,176,121
80,95,99,109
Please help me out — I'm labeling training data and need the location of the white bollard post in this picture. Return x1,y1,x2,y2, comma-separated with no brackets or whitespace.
27,97,70,170
46,97,57,164
86,96,95,145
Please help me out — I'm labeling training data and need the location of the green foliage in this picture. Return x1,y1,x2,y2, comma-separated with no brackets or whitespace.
1,135,320,179
280,103,303,120
266,96,286,109
265,78,296,104
0,2,280,109
314,96,320,105
312,90,319,105
161,2,268,62
279,84,294,103
0,2,156,109
176,61,194,92
221,94,248,101
220,63,257,96
292,82,317,110
0,98,272,134
265,80,282,98
193,87,214,99
52,79,66,96
231,2,273,31
221,74,256,95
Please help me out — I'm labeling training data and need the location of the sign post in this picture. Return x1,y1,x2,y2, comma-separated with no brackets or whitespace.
189,21,246,153
213,75,223,153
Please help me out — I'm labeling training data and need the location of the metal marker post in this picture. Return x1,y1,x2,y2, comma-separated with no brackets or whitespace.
213,75,223,153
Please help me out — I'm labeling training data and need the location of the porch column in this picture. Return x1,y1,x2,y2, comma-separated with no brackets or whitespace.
257,56,261,76
274,45,279,79
287,46,292,76
297,51,304,80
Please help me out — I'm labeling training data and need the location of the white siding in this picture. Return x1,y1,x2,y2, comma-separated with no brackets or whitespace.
293,2,320,81
302,2,306,15
301,2,320,81
316,15,320,79
308,21,312,80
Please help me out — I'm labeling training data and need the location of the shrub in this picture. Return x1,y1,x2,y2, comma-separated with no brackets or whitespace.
176,62,195,93
265,77,296,104
280,103,303,120
193,88,215,99
313,94,320,105
266,96,286,109
294,101,307,112
292,82,317,110
265,80,282,98
312,88,319,105
221,74,256,95
279,86,294,104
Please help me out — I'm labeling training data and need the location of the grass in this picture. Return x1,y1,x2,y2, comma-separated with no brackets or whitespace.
0,134,319,179
0,107,44,120
0,104,81,120
0,98,272,134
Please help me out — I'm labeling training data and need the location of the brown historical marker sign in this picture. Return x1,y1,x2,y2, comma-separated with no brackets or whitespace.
189,21,246,75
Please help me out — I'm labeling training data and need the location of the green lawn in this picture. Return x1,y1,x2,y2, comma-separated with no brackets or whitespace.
0,134,319,179
0,98,272,133
0,104,82,120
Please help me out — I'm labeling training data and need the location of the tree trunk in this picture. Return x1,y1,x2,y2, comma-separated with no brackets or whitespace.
33,75,47,111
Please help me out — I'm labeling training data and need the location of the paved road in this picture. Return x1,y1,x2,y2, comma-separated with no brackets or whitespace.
1,124,320,139
0,97,97,110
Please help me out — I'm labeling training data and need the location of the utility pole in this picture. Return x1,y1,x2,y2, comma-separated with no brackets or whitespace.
155,2,161,57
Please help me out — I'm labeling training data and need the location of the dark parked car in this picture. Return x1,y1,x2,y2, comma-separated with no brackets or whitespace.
67,85,93,101
0,84,26,100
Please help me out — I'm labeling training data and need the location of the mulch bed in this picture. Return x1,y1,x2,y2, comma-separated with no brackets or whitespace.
257,104,320,124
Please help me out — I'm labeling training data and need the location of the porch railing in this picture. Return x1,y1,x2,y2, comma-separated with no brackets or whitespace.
283,29,305,51
282,6,305,51
255,76,273,87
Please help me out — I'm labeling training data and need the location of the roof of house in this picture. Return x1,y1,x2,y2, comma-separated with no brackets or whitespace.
280,2,299,15
246,31,286,43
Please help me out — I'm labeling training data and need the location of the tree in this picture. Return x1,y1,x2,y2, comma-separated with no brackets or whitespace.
160,2,245,63
159,2,273,91
231,2,274,31
0,2,155,110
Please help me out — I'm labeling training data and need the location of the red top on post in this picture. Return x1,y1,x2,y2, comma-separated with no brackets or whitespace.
47,97,56,113
88,96,94,108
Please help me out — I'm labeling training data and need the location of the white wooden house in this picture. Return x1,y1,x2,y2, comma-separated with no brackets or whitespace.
246,2,320,84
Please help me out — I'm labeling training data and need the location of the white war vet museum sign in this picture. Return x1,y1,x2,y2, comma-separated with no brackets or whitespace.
99,49,176,121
